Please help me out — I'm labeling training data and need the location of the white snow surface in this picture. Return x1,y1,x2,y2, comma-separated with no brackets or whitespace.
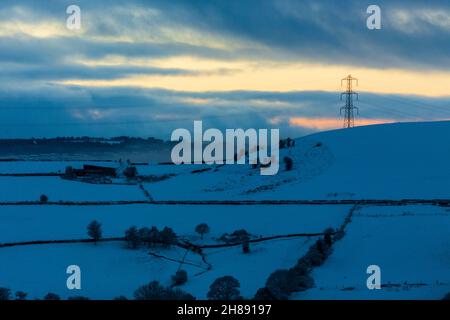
1,121,450,299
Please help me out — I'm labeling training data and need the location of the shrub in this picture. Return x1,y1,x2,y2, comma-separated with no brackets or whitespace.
67,296,90,300
114,296,128,300
207,276,242,300
15,291,27,300
165,288,195,300
253,287,277,300
44,293,61,300
64,166,75,178
265,269,297,300
0,287,11,300
264,268,314,300
287,268,314,292
87,220,102,244
242,239,250,254
125,226,140,249
40,194,48,203
134,281,194,300
160,226,177,248
195,223,210,240
138,227,151,243
443,292,450,300
323,228,335,246
283,156,293,171
148,226,160,247
134,281,165,300
172,270,188,286
123,166,138,178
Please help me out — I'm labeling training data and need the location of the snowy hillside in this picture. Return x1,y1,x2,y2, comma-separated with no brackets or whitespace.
145,121,450,201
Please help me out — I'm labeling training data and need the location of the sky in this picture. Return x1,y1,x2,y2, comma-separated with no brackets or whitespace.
1,0,450,138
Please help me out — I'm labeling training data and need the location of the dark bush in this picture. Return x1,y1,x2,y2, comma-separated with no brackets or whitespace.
67,296,90,300
443,292,450,300
172,270,188,286
195,223,210,240
253,287,277,300
323,228,335,246
134,281,194,300
87,220,102,244
44,292,61,300
207,276,242,300
160,227,177,247
125,226,140,249
40,194,48,203
15,291,27,300
0,287,11,300
64,166,75,178
283,156,293,171
242,239,250,254
123,166,138,178
165,288,195,300
148,226,160,247
138,227,151,243
265,269,297,300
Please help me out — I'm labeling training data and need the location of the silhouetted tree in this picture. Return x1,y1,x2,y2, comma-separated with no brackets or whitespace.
125,226,140,249
160,227,177,248
207,276,242,300
283,156,293,171
195,223,210,240
15,291,27,300
323,228,335,246
44,293,61,300
138,227,151,244
172,269,188,286
134,281,194,300
0,287,11,300
68,296,90,300
242,238,250,254
148,226,160,247
123,166,138,178
87,220,102,244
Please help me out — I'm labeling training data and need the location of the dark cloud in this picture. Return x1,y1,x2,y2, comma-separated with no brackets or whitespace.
0,85,449,138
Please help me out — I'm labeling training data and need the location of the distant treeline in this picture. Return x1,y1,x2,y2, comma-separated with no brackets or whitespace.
0,136,166,144
0,137,175,162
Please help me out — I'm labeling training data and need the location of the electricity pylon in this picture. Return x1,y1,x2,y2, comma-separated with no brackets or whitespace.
340,75,359,128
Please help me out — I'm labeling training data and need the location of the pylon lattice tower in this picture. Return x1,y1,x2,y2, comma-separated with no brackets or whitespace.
340,75,359,128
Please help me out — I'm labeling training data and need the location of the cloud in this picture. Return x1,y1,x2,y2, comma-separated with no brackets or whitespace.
289,117,398,130
0,0,450,138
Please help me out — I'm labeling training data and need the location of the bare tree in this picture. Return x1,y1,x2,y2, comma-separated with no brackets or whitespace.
195,223,210,240
87,220,102,244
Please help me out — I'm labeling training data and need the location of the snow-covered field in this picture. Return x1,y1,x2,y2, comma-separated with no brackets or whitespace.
0,177,146,202
0,238,315,299
0,204,348,243
294,205,450,300
0,121,449,299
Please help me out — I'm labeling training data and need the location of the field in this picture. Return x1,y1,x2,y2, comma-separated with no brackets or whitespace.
1,121,450,300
